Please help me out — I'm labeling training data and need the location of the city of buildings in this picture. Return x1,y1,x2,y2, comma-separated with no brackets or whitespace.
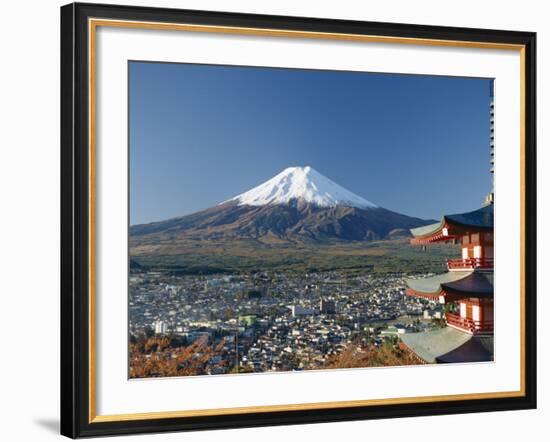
129,270,441,376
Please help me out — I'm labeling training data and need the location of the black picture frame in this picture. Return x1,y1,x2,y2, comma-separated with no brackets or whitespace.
61,2,537,438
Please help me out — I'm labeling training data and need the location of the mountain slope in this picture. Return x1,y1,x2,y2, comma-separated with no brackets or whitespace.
130,166,432,244
131,201,429,242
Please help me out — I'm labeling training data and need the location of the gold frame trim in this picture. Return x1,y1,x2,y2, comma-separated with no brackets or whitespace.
88,18,527,424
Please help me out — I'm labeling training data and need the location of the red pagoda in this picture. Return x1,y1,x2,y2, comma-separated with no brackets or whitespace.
400,202,494,363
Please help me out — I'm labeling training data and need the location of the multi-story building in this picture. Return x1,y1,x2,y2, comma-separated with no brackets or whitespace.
154,319,167,335
400,203,494,363
320,299,336,314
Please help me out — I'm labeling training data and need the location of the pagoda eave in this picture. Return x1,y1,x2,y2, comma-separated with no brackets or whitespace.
405,271,493,302
405,287,442,301
410,223,493,245
405,287,490,302
409,204,494,245
410,231,459,245
399,328,493,363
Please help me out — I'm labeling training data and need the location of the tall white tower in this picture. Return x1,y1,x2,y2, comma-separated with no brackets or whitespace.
485,81,495,206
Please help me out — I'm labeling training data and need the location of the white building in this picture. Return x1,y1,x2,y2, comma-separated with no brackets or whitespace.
154,320,167,334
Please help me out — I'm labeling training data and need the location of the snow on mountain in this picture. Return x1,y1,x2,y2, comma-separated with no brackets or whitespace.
225,166,378,209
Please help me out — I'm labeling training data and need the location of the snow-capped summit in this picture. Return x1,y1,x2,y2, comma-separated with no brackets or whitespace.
225,166,378,209
131,165,431,243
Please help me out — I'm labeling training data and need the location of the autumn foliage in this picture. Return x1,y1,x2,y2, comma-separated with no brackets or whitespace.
325,341,421,369
129,335,226,378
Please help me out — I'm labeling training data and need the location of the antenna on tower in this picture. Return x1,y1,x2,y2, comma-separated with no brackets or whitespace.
484,80,495,206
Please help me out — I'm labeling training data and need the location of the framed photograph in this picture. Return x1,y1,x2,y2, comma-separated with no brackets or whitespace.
60,2,537,438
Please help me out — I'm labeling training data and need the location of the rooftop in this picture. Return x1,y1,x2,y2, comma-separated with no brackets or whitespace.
400,328,493,363
410,204,494,243
406,271,493,299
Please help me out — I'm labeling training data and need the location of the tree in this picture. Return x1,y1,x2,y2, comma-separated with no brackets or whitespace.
324,340,421,369
129,335,227,378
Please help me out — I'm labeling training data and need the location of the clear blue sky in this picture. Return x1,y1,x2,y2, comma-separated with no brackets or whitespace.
130,61,492,225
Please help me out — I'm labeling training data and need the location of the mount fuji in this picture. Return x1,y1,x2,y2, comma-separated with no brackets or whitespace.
224,166,377,209
130,166,432,244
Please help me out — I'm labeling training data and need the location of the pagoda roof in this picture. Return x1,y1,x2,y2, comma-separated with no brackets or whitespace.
436,335,494,363
406,271,493,300
400,328,493,363
442,272,494,296
407,272,472,296
410,204,493,244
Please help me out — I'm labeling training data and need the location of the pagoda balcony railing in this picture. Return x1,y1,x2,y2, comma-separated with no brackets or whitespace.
445,312,494,334
447,257,494,271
